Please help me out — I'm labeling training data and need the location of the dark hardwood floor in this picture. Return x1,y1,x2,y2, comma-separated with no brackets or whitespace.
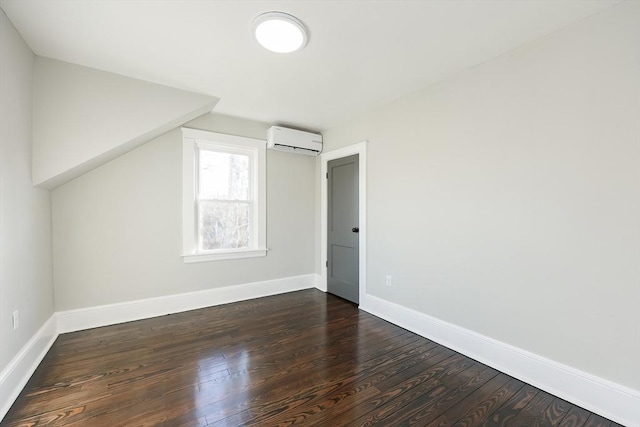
2,290,617,427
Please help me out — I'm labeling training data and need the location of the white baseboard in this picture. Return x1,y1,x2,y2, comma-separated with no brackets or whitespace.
57,274,316,333
360,293,639,427
312,273,324,291
4,282,637,426
0,315,57,421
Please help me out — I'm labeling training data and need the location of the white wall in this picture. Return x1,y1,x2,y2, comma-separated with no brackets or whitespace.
33,58,218,189
52,113,316,311
0,11,54,373
322,1,639,391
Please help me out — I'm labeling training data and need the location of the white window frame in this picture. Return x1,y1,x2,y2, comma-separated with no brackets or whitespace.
182,128,266,263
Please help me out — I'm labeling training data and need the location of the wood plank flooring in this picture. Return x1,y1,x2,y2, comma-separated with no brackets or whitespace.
2,290,616,426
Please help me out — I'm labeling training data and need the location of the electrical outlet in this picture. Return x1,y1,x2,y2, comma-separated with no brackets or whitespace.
12,310,19,330
385,275,392,287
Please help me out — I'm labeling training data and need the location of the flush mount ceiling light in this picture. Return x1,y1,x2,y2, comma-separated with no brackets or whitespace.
252,12,308,53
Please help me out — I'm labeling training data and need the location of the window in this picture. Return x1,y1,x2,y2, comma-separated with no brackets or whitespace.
182,128,266,262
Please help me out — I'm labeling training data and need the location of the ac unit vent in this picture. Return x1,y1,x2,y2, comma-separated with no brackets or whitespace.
267,126,322,156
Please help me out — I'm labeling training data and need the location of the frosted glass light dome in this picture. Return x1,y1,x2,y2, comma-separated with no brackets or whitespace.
252,12,308,53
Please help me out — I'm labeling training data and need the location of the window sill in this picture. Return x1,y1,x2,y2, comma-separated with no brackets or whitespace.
182,248,267,263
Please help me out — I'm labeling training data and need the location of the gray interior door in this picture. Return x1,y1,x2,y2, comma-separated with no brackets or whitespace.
327,154,359,304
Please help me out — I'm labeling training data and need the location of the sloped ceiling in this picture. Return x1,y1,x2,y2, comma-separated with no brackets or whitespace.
0,1,623,188
1,0,621,131
32,58,218,189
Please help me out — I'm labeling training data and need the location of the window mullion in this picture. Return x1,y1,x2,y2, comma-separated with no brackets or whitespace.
198,199,252,204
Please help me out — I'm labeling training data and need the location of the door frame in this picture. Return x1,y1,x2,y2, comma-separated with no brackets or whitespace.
319,141,367,305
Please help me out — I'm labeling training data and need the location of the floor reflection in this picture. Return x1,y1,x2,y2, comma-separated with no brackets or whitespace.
193,347,251,424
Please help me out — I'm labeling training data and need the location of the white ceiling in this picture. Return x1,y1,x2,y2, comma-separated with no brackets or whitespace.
0,0,621,131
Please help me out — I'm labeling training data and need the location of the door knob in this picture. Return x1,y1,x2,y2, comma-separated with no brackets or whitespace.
352,227,359,233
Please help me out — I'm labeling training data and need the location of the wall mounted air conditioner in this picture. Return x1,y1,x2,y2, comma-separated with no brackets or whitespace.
267,126,323,156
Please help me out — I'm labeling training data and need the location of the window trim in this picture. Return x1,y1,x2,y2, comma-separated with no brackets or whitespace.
182,127,267,263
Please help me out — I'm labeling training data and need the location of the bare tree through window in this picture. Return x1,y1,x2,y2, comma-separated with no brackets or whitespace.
198,150,251,250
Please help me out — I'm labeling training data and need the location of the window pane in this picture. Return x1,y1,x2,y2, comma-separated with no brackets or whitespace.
199,150,249,200
199,201,251,250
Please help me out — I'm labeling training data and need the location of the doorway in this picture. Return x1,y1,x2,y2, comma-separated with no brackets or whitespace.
320,141,367,306
327,155,359,303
